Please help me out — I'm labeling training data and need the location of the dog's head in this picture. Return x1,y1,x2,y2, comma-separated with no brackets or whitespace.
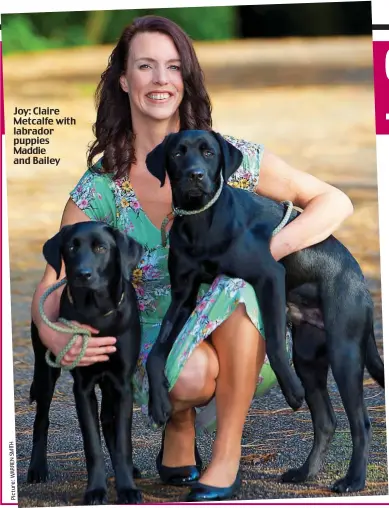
43,221,143,288
146,130,243,209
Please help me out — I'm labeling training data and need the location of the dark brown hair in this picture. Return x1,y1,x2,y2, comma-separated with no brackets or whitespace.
87,15,213,179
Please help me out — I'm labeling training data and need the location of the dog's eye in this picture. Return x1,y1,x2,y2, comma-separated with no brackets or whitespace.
68,239,80,253
203,150,214,158
94,245,107,254
172,151,182,158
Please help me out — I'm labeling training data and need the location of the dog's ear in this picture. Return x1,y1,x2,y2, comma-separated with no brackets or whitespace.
112,229,144,281
145,134,172,187
42,226,70,279
212,131,243,181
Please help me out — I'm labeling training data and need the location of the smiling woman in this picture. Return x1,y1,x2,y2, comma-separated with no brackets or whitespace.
119,32,184,124
87,16,212,182
30,14,354,503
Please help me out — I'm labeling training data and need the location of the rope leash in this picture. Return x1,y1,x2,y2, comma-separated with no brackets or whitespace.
272,201,294,236
39,278,91,371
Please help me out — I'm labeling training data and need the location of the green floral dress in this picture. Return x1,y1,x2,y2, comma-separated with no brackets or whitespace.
70,134,292,433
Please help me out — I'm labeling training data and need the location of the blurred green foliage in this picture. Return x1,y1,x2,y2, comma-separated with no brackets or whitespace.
2,7,237,55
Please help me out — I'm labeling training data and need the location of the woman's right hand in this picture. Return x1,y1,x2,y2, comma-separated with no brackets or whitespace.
39,322,117,367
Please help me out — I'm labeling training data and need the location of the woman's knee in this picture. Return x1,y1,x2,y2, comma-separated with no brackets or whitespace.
216,303,257,336
212,303,266,361
170,341,219,402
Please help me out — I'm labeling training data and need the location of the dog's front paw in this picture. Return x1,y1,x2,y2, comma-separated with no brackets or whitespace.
331,475,366,493
283,380,305,411
27,459,48,483
84,488,108,505
148,375,172,427
117,488,142,504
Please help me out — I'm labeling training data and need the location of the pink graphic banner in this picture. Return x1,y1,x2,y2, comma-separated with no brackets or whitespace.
373,41,389,135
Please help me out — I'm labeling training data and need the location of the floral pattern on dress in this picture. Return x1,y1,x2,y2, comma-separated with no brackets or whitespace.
70,172,115,225
225,135,263,192
132,247,171,319
109,177,140,233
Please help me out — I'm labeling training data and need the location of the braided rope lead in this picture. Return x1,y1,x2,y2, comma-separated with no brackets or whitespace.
272,201,294,236
39,278,92,371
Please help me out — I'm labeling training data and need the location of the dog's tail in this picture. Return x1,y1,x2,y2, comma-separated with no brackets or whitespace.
365,326,385,388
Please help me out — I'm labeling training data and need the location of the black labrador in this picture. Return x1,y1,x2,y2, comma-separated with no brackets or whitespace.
145,129,384,493
27,221,143,505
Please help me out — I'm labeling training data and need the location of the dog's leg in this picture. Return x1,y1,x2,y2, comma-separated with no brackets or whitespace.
252,264,304,410
281,323,337,483
108,381,142,505
324,294,372,493
100,384,116,465
147,273,200,426
100,381,142,481
27,322,61,483
73,376,108,505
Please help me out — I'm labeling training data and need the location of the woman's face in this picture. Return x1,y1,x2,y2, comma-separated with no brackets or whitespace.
121,31,184,124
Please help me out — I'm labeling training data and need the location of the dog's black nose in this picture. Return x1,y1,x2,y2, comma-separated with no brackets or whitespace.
76,268,92,280
189,169,204,181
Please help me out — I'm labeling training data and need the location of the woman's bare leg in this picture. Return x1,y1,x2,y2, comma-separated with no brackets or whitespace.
200,304,265,486
161,341,219,467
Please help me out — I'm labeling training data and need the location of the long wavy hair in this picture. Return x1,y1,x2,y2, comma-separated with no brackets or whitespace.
87,15,213,179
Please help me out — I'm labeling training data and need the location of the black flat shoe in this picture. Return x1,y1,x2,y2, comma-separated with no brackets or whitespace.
185,472,242,502
156,423,203,486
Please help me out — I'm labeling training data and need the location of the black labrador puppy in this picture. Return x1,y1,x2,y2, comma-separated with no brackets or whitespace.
145,130,384,493
27,221,143,505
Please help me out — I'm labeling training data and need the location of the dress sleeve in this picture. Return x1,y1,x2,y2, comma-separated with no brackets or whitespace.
69,166,117,227
223,134,264,193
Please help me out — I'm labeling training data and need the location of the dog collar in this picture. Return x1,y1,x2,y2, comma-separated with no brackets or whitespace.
67,286,125,317
161,171,224,247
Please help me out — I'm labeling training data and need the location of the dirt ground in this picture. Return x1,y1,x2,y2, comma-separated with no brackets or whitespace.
3,36,387,504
